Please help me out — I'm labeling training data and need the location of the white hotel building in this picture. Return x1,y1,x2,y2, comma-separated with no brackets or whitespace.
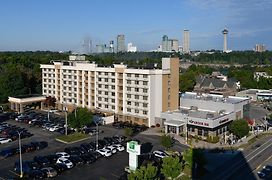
40,56,179,127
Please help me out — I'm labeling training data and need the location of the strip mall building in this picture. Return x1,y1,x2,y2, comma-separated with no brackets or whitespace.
161,92,250,138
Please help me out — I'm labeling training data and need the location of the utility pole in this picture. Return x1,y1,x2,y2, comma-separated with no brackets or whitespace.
65,101,68,136
94,121,99,150
18,131,23,178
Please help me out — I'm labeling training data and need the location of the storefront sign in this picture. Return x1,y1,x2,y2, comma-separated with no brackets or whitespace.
188,120,209,127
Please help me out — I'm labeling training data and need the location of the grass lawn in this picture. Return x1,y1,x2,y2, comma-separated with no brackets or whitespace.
56,132,89,143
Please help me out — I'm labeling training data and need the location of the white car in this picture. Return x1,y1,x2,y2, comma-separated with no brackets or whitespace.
56,157,73,169
56,152,70,158
0,138,12,144
153,150,168,158
112,144,125,152
96,149,112,157
106,146,117,154
49,126,61,132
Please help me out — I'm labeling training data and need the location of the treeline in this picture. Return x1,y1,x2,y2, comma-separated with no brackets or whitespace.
190,51,272,65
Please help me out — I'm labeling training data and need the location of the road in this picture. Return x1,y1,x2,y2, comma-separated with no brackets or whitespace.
203,135,272,180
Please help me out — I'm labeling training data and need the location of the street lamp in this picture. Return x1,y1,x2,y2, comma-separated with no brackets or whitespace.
18,131,23,178
94,120,99,150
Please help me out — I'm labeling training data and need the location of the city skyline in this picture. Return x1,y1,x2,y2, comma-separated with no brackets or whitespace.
0,0,272,51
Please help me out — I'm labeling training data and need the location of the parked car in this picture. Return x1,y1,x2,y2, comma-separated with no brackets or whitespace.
0,137,12,144
96,149,112,157
105,146,117,154
153,150,169,158
41,167,58,178
56,152,70,158
68,155,84,165
56,157,73,169
112,144,125,152
34,156,50,167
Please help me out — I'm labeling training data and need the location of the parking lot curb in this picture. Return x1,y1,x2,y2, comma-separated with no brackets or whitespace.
55,136,91,144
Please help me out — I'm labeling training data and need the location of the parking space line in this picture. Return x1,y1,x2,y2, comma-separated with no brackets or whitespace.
9,170,19,176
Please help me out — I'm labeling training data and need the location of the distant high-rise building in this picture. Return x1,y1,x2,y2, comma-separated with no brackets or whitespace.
255,44,266,52
110,40,114,53
222,27,228,53
127,43,137,52
169,39,179,52
183,30,190,54
162,35,169,52
117,35,125,52
96,44,106,53
82,37,92,55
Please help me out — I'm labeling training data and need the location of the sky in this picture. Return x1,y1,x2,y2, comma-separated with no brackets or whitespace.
0,0,272,51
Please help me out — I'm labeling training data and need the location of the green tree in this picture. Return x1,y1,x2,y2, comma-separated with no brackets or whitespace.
127,163,158,180
160,135,174,150
161,156,182,179
68,107,93,129
124,128,134,138
229,119,250,138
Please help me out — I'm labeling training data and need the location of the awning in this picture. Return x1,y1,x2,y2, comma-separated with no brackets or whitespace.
164,120,185,127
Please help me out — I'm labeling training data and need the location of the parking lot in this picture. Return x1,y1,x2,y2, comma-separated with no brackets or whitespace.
0,116,189,180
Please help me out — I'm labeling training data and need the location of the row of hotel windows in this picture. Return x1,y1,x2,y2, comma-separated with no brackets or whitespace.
127,74,148,78
127,87,148,93
127,94,148,100
97,84,115,89
127,80,148,85
97,91,115,96
97,103,115,109
127,108,148,115
43,79,55,83
97,97,115,103
127,101,148,107
97,78,115,83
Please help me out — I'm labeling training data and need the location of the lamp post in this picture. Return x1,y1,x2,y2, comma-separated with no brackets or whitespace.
94,120,99,150
64,101,68,136
18,131,23,178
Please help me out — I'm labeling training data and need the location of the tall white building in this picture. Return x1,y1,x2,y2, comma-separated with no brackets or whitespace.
222,28,228,53
183,30,190,54
40,56,179,127
255,44,266,52
127,43,137,52
117,35,125,52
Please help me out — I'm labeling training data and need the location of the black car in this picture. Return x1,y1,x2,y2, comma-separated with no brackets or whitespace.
33,156,50,167
64,147,81,156
45,154,59,164
31,141,48,150
51,163,67,174
90,151,102,159
26,170,47,179
0,149,15,159
80,154,96,164
80,143,94,152
68,155,84,165
27,161,41,170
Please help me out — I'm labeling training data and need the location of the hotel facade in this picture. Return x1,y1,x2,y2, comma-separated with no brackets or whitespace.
40,56,179,127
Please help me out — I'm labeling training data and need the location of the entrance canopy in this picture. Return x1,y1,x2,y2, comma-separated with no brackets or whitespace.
8,94,46,113
164,120,185,127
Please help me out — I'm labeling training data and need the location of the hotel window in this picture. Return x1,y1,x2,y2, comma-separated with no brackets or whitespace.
98,91,102,94
143,81,148,85
135,95,139,99
105,98,108,102
135,109,139,114
98,97,102,101
68,75,71,79
127,87,131,91
74,76,77,79
127,101,131,105
143,74,148,78
143,96,148,100
135,81,139,85
112,105,115,109
98,72,101,75
105,105,108,108
105,85,109,88
127,108,131,112
135,88,139,92
111,99,115,103
98,104,102,107
105,91,108,95
105,72,108,75
98,78,101,81
112,92,115,96
127,94,131,98
105,78,108,82
143,110,148,115
112,85,115,89
135,102,139,106
111,72,115,76
112,79,115,83
135,74,139,78
143,88,148,93
127,80,131,84
143,103,148,107
127,74,131,77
